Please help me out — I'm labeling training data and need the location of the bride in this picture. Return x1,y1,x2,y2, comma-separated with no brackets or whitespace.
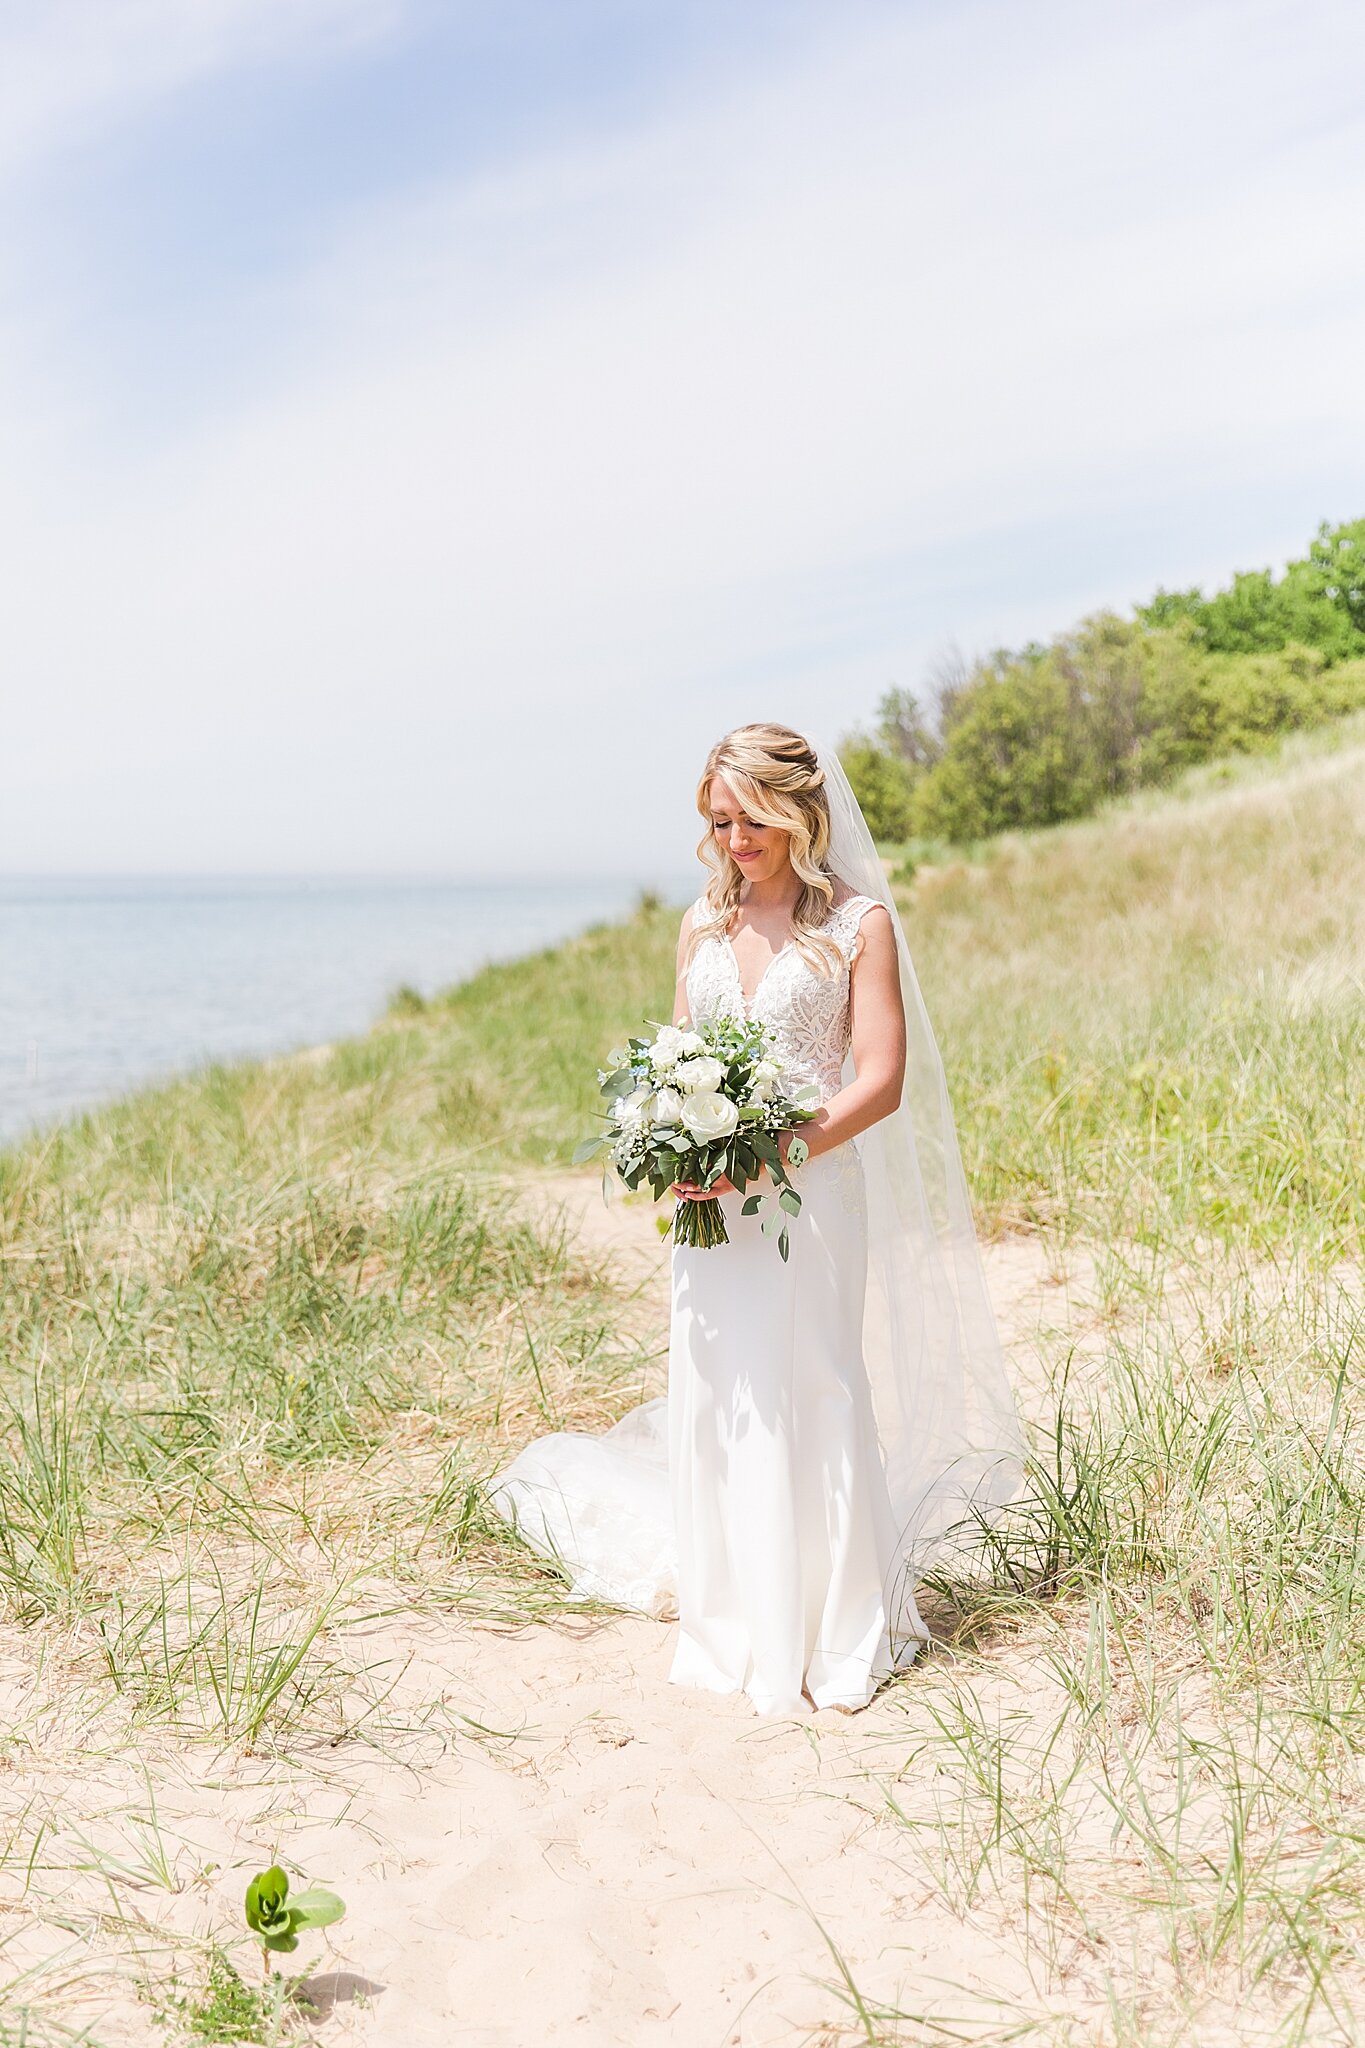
492,723,1022,1717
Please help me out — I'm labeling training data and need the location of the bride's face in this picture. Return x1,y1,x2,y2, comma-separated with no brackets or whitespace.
708,776,793,884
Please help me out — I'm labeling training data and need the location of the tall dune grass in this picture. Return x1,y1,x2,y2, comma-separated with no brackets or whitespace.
0,1044,657,1760
911,719,1365,1261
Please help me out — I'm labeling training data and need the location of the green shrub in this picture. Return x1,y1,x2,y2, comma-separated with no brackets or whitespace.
909,654,1098,841
839,736,917,841
1139,516,1365,661
844,517,1365,846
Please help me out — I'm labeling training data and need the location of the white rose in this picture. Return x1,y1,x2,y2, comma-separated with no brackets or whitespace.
755,1059,781,1084
654,1085,684,1124
676,1030,704,1057
674,1055,724,1095
651,1025,686,1070
680,1091,739,1142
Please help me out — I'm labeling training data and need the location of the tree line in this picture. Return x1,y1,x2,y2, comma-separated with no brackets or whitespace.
842,518,1365,844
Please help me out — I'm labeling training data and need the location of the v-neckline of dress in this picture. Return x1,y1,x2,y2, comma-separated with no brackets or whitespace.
722,929,793,1016
718,893,868,1015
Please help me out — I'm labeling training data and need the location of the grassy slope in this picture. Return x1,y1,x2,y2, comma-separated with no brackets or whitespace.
1,715,1363,2041
913,716,1365,1256
0,976,664,1724
404,710,1365,1257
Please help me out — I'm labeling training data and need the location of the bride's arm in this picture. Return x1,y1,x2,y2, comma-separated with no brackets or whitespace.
788,905,906,1164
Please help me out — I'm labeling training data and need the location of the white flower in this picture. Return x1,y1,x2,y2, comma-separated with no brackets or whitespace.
676,1030,704,1057
748,1057,782,1103
654,1085,684,1124
674,1055,724,1095
680,1090,739,1142
616,1085,654,1129
650,1024,687,1071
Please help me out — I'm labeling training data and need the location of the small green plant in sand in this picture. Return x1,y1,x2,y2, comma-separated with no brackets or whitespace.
244,1865,345,1971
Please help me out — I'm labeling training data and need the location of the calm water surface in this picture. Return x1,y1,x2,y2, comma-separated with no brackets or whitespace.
0,875,674,1146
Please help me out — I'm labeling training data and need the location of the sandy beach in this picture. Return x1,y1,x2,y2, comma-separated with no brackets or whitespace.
0,1179,1090,2047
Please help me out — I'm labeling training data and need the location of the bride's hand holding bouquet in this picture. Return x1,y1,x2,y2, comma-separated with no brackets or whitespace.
672,1119,808,1202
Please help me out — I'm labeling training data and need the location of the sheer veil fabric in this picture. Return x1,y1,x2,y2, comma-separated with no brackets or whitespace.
813,742,1023,1604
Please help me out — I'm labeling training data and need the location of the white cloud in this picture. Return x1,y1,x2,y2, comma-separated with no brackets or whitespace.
2,0,1364,875
0,0,396,174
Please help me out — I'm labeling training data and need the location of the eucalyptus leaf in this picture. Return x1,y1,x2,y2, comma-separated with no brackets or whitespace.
571,1136,602,1166
778,1188,801,1217
787,1136,810,1169
741,1195,762,1216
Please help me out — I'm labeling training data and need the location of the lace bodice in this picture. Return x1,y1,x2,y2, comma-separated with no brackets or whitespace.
684,894,880,1102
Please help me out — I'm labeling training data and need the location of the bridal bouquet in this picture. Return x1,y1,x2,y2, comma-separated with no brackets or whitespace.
575,1015,818,1258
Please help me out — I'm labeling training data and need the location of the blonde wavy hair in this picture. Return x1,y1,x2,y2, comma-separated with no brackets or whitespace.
689,723,844,975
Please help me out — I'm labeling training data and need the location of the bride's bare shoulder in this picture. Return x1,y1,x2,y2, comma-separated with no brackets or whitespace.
676,898,709,956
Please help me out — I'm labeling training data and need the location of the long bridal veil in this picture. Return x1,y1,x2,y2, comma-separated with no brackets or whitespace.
815,743,1023,1604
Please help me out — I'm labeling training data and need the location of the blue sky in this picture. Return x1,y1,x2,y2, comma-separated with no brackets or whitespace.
3,0,1364,876
15,2,839,430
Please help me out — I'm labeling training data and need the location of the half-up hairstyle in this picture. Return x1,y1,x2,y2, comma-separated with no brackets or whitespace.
689,723,844,976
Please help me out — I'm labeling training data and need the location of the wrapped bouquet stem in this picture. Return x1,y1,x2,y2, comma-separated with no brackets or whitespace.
575,1015,818,1261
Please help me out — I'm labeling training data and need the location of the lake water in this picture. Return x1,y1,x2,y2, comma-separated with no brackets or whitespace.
0,874,679,1147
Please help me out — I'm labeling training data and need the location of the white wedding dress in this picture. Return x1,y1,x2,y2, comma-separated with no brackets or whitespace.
490,747,1023,1718
493,895,925,1715
668,892,918,1712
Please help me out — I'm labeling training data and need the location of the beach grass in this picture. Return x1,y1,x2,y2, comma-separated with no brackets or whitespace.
0,1005,665,1773
0,714,1362,2040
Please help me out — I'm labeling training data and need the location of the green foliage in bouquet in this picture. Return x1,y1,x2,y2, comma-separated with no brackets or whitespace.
576,1013,817,1259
